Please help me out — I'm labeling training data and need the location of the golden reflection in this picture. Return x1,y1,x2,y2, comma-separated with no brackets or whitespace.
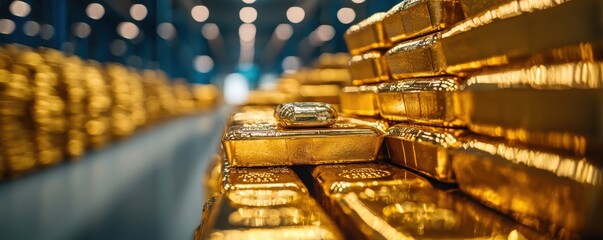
344,13,391,55
340,85,380,116
348,52,390,85
385,32,448,79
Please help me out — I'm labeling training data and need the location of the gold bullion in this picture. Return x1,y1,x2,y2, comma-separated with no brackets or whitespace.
204,152,224,201
198,193,344,240
198,165,343,240
377,77,464,127
459,0,513,18
314,52,350,69
344,13,391,55
246,90,301,106
466,61,603,89
274,102,337,128
461,87,603,158
340,85,380,117
304,68,351,86
298,84,340,104
222,108,386,167
310,162,545,239
451,135,603,239
385,32,447,79
441,0,600,76
382,0,464,43
385,124,468,183
348,52,389,85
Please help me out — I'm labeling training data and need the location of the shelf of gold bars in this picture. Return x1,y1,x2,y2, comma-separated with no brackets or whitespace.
198,0,603,239
0,44,221,180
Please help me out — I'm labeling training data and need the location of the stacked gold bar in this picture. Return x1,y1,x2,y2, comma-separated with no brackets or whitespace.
0,44,220,180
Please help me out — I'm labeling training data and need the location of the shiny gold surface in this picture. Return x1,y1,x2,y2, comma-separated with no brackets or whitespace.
222,108,386,167
246,90,301,106
344,13,392,55
460,88,603,158
441,0,600,75
298,84,341,104
377,77,464,127
339,85,380,116
348,52,390,85
198,193,344,240
385,124,468,183
382,0,464,43
385,32,447,79
459,0,513,18
314,52,350,69
451,135,603,238
310,162,545,239
466,61,603,89
274,102,337,128
204,152,223,201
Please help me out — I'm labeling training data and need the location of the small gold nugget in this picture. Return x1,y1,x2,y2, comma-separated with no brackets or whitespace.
274,102,337,128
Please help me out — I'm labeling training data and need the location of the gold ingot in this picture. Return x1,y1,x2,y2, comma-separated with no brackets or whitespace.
304,68,351,86
452,135,603,238
461,87,603,158
348,52,390,85
204,152,224,201
310,162,545,239
197,193,344,240
246,90,301,106
344,13,392,55
274,102,337,128
385,32,447,79
377,77,464,127
339,85,380,116
441,0,600,76
385,124,467,183
298,84,340,104
382,0,464,43
222,108,385,167
314,52,350,69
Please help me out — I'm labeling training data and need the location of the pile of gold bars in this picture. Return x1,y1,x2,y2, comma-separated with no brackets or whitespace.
0,44,220,180
199,0,603,239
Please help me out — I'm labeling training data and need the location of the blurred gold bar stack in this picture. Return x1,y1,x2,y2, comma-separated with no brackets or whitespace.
0,44,220,180
199,0,603,239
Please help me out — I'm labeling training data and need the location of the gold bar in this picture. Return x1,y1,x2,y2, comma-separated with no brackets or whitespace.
344,13,392,55
197,193,344,240
441,0,602,76
222,108,385,167
197,165,343,240
451,135,603,238
377,77,464,127
385,32,447,79
385,124,468,183
460,88,603,158
204,152,224,201
304,69,351,85
339,85,380,117
382,0,464,43
314,52,350,69
310,162,546,239
246,90,301,106
298,84,340,104
348,52,390,85
274,102,337,128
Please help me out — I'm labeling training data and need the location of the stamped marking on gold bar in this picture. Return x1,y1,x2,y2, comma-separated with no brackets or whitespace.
274,102,338,128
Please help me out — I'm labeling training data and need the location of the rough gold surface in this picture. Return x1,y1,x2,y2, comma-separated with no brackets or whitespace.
383,0,464,43
441,0,600,75
460,88,603,158
310,162,545,239
452,135,603,238
385,124,468,183
386,32,447,79
466,61,603,89
222,108,386,167
348,52,390,85
340,85,380,116
274,102,337,128
377,77,464,127
198,165,343,240
344,13,392,55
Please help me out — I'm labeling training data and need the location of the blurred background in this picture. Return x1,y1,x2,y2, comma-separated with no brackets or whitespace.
0,0,400,240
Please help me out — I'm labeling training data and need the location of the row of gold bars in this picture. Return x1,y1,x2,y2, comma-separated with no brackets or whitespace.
0,44,220,180
199,0,602,239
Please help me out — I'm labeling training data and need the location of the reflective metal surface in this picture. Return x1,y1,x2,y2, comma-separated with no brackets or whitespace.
340,85,380,117
274,102,338,128
348,51,390,85
344,13,392,55
386,32,447,79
